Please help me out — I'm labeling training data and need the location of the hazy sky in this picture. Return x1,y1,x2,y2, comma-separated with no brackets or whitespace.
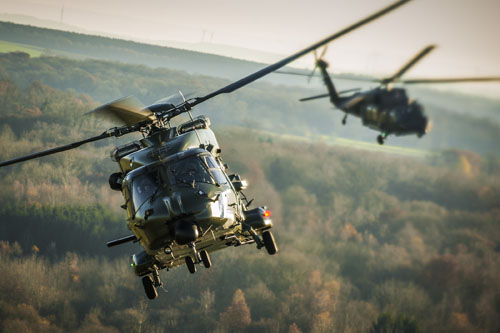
2,0,500,95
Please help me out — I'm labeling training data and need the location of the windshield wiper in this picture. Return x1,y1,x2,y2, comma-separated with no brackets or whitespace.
199,157,220,187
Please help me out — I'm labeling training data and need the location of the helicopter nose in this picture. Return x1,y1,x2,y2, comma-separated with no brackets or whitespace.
425,117,433,134
411,103,429,136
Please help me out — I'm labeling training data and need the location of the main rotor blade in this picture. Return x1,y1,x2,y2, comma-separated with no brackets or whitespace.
381,44,436,85
153,91,194,105
0,132,110,168
189,0,411,107
275,69,380,83
88,96,153,126
400,77,500,84
275,69,312,76
0,120,150,168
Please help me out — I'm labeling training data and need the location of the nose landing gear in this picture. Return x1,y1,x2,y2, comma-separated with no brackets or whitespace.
185,242,212,274
185,256,197,274
200,250,212,268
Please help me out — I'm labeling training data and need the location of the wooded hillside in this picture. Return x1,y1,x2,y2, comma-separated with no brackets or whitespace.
0,65,499,331
1,51,500,154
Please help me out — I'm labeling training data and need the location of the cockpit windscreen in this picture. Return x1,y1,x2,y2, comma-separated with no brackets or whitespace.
170,154,227,186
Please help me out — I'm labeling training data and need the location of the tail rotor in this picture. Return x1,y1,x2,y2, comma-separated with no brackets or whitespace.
308,46,329,82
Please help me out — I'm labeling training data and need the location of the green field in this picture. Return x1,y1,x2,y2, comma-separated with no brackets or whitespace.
0,40,43,57
332,136,433,157
247,127,434,158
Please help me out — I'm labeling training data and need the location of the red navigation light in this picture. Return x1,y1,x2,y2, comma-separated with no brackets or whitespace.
263,210,271,218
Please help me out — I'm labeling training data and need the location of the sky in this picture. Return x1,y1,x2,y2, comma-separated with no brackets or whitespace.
1,0,500,96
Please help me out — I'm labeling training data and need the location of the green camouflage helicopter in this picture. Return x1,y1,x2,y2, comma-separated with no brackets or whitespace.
281,45,500,145
0,0,410,299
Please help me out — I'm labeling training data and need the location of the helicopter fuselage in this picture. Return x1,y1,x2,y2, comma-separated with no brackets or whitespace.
109,117,273,277
313,58,430,144
338,87,429,137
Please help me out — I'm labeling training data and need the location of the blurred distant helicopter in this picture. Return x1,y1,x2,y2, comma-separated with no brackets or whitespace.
0,0,411,299
283,45,500,144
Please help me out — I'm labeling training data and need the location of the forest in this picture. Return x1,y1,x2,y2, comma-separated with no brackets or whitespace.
1,51,500,154
0,36,499,332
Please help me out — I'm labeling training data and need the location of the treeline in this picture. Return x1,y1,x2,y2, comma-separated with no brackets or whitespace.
1,51,500,154
1,131,499,331
0,21,270,82
0,204,137,258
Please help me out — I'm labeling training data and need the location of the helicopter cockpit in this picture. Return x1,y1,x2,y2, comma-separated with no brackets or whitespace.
378,87,409,108
169,153,228,188
126,150,230,211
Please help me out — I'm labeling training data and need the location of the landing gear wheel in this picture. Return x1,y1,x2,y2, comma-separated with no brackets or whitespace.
377,135,385,145
142,276,158,300
185,256,197,274
200,250,212,268
262,231,278,255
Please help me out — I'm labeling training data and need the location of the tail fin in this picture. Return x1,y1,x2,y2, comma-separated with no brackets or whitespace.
316,59,340,106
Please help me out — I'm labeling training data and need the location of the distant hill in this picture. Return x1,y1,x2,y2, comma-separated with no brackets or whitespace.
0,13,285,64
1,52,499,155
0,21,499,153
1,20,499,112
0,21,283,83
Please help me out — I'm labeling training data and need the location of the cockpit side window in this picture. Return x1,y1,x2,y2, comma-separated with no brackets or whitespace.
131,172,160,211
201,154,228,185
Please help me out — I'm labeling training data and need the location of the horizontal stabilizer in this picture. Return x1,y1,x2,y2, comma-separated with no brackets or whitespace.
299,88,361,102
300,93,330,102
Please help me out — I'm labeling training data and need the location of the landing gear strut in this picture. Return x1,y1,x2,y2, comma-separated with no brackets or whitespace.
342,113,347,125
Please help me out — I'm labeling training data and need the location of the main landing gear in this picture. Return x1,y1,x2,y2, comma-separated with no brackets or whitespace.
142,266,162,300
185,242,212,274
262,231,278,255
245,224,278,255
342,113,348,125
